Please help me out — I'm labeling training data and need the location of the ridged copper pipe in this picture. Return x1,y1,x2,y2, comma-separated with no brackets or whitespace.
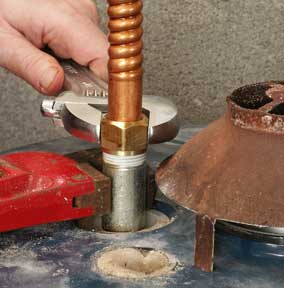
107,0,144,122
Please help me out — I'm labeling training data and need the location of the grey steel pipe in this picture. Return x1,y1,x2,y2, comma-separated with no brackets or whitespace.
102,158,147,232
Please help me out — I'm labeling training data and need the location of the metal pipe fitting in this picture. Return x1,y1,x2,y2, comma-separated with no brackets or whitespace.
102,155,147,232
100,115,149,156
101,115,148,231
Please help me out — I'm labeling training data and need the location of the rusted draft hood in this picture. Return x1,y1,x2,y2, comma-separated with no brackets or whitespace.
157,81,284,272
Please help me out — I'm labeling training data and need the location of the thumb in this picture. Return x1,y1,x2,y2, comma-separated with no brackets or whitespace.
89,57,109,82
0,30,64,95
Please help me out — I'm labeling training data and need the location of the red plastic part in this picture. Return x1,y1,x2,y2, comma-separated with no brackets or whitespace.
0,151,95,232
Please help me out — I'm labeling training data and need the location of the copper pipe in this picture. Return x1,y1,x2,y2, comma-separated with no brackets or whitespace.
107,0,144,122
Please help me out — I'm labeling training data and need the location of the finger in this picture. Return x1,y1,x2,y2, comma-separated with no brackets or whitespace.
0,0,109,81
89,57,109,82
0,26,64,95
43,14,109,81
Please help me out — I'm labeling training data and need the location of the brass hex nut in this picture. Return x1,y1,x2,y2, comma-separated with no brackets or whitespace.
101,115,149,156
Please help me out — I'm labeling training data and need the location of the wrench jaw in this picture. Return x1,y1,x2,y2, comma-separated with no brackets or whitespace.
143,95,180,144
60,105,102,143
41,92,107,143
149,115,180,144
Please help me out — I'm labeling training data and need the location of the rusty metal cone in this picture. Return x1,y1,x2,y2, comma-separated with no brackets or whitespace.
156,81,284,272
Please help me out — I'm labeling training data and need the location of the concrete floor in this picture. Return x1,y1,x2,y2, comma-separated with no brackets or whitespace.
1,0,284,150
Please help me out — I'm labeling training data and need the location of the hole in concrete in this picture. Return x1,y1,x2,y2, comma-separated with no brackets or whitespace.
77,201,176,233
269,103,284,115
139,201,176,233
95,247,177,279
143,209,171,231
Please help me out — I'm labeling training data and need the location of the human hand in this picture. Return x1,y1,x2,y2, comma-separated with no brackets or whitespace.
0,0,108,95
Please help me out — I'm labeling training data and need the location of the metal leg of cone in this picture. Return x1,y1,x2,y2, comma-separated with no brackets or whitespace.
102,154,147,232
194,214,216,272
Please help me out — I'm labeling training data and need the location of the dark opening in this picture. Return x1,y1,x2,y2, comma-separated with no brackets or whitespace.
231,83,274,110
269,103,284,115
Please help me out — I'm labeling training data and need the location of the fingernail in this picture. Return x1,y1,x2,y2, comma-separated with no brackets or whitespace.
40,67,60,94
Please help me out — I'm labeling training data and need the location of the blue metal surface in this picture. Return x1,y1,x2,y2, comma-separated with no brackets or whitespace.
0,128,283,288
